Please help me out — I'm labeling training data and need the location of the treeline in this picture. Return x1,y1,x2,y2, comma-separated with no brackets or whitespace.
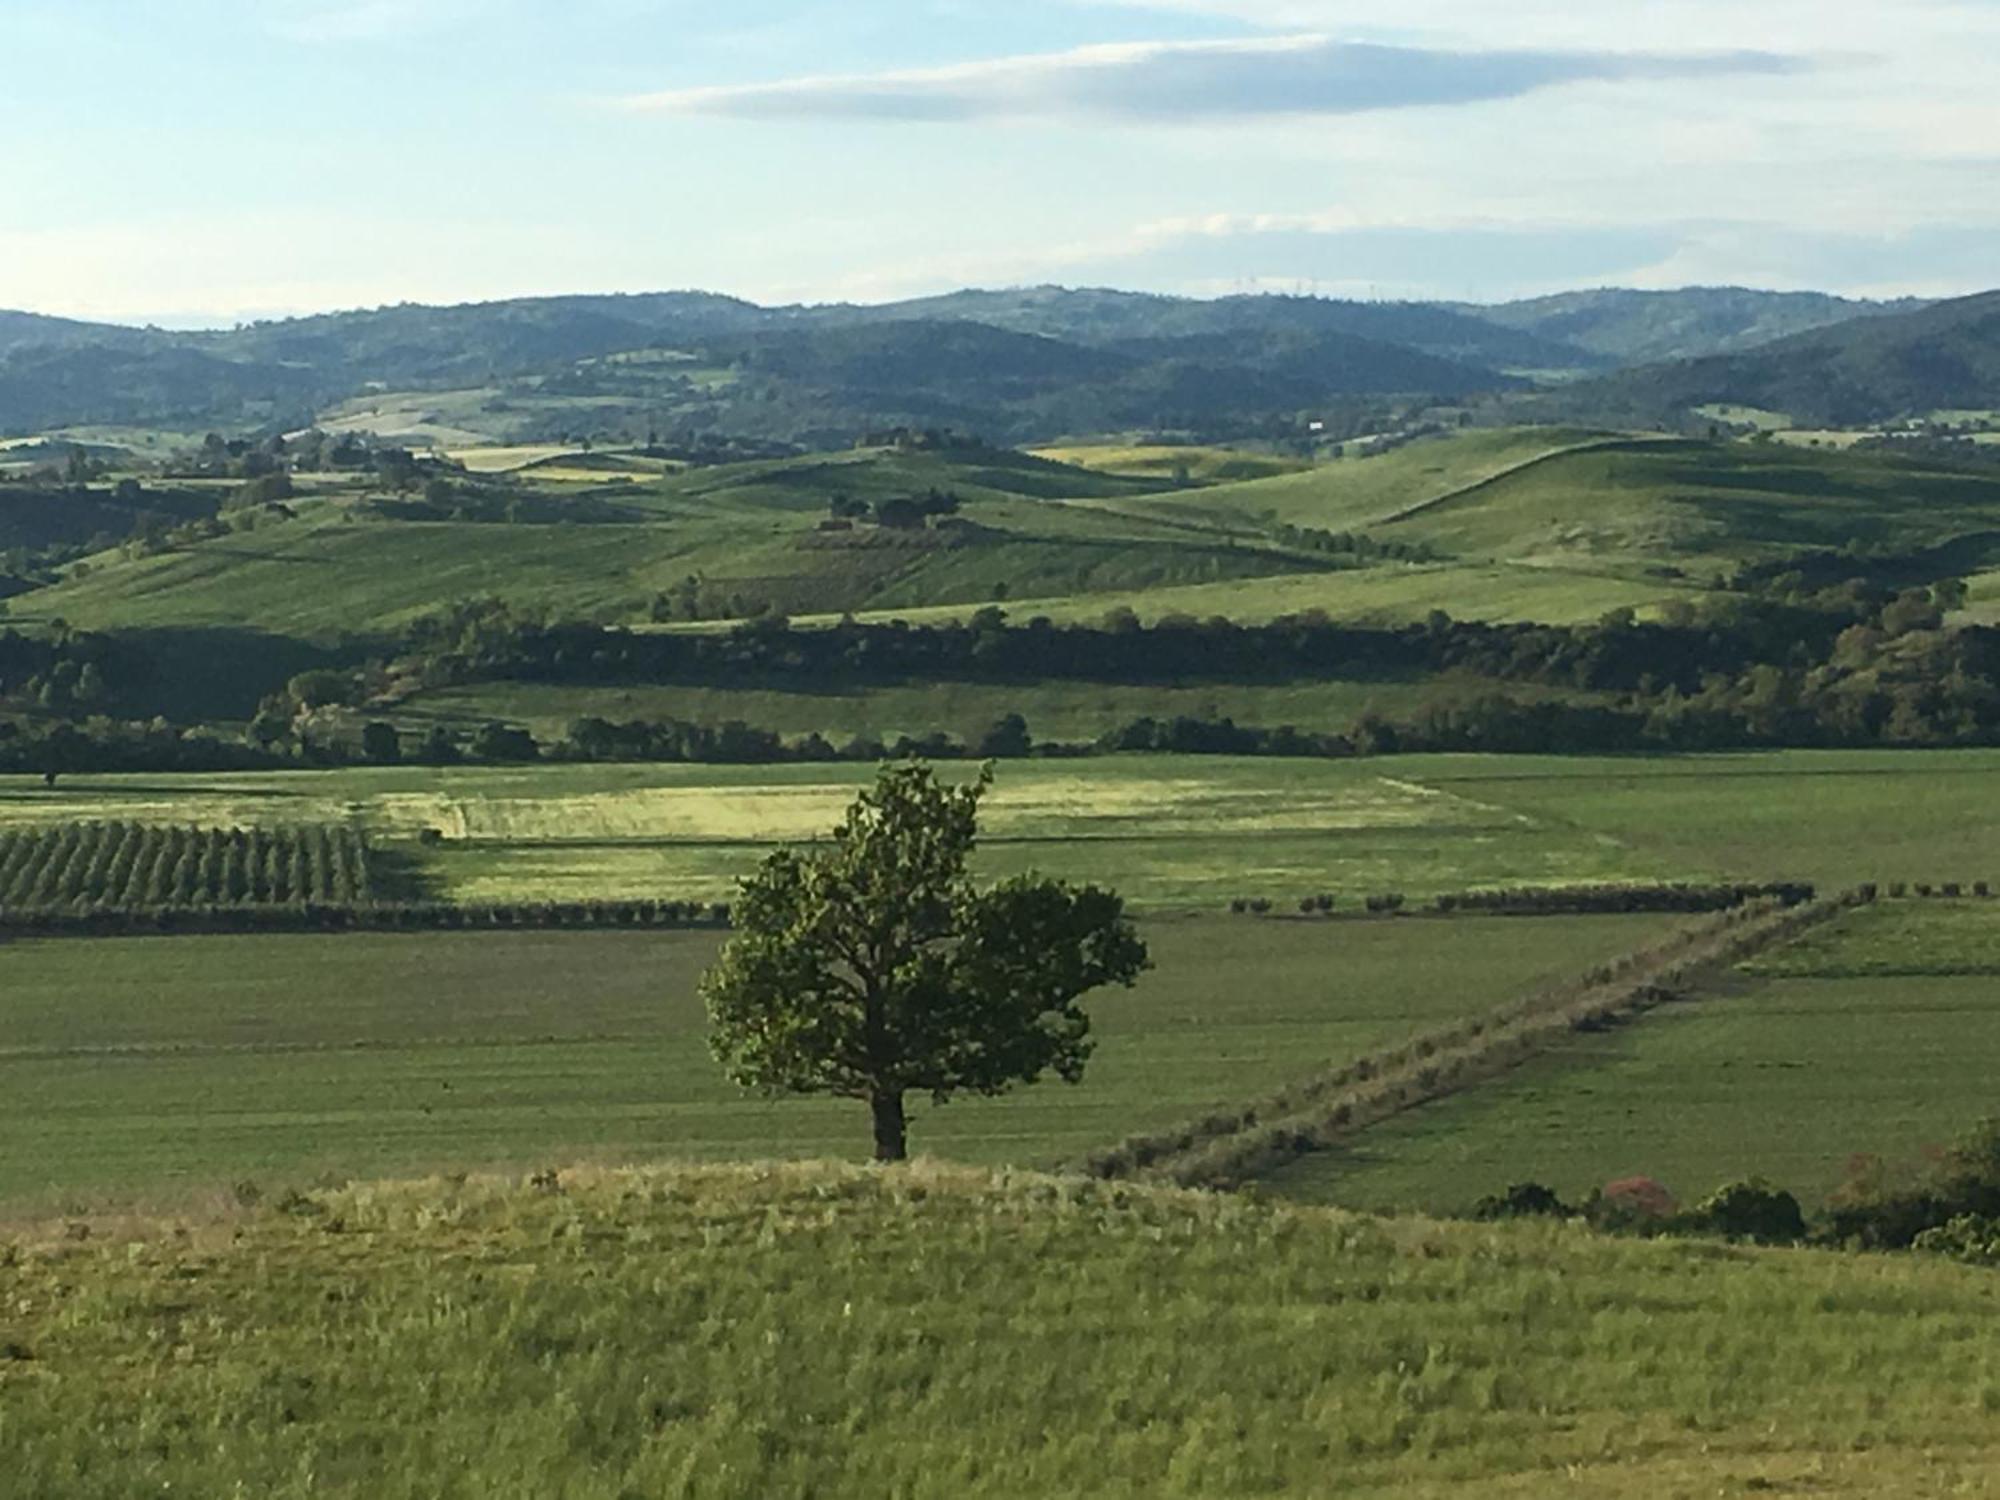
0,628,139,714
1225,881,1816,918
398,596,1849,698
0,716,283,777
0,823,375,911
377,578,2000,755
1475,1114,2000,1262
0,896,732,938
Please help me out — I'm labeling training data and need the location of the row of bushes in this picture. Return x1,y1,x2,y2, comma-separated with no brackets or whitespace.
1477,1115,2000,1260
1225,882,1815,919
1884,881,1993,898
1474,1178,1808,1244
1077,891,1864,1188
0,898,734,938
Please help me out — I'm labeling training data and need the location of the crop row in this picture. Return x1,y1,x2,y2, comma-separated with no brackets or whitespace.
0,898,733,937
0,823,374,911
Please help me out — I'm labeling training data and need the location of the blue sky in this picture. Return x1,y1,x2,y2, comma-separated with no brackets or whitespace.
2,0,1996,323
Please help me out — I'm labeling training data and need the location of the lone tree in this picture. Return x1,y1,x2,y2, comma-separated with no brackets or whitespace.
701,761,1149,1162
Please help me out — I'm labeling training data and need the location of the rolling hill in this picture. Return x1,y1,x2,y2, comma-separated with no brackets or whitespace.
5,445,1331,635
1467,286,1923,367
16,427,2000,642
6,1160,1999,1498
4,283,1962,448
1544,290,2000,428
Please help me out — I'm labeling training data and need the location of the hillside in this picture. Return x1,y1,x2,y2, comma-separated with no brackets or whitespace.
4,1161,1998,1498
1469,286,1922,366
6,445,1327,635
4,284,1952,449
0,291,1526,445
1109,427,2000,575
1545,290,2000,428
18,427,2000,641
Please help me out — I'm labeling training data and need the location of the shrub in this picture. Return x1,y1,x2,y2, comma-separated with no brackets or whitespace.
1590,1176,1678,1229
1912,1214,2000,1266
1685,1179,1806,1244
1473,1182,1572,1221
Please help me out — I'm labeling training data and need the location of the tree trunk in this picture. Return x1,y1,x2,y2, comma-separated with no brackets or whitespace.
870,1090,908,1163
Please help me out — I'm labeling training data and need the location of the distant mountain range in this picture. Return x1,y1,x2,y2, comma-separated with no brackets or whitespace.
0,284,1990,446
1527,290,2000,428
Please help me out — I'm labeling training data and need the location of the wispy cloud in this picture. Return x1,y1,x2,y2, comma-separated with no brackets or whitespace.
623,35,1807,123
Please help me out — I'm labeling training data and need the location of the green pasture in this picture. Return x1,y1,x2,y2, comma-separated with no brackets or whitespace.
3,750,1998,909
9,450,1315,634
0,915,1672,1206
816,559,1701,629
0,756,1685,909
1267,899,2000,1214
10,428,2000,641
1109,428,2000,574
8,1165,2000,1499
1090,427,1629,534
1029,441,1309,484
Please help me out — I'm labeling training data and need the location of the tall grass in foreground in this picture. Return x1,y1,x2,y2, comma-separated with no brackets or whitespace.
3,1161,2000,1499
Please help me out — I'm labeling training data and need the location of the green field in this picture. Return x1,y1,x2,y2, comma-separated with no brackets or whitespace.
7,1162,2000,1499
1266,899,2000,1213
19,428,1998,638
814,558,1703,629
1096,428,2000,575
0,915,1674,1206
4,751,1999,909
1030,441,1310,483
7,446,1327,634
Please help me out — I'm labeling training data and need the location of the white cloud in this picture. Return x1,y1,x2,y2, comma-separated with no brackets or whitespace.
625,34,1804,123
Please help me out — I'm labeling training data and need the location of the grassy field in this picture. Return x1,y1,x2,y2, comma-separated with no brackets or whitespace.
1088,427,1632,534
1265,898,2000,1214
6,1162,2000,1498
0,915,1675,1206
19,429,1998,638
1104,428,2000,576
3,751,1999,908
812,558,1704,629
8,446,1324,634
1030,442,1310,483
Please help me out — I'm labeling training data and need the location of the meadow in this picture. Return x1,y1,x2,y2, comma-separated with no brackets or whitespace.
6,1161,2000,1499
0,915,1674,1206
4,750,1998,909
19,426,2000,640
1267,899,2000,1214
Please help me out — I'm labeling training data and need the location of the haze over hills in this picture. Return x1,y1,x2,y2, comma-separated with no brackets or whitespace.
1540,289,2000,429
0,283,1972,449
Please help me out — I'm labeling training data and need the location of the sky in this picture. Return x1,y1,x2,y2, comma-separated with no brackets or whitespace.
1,0,1997,324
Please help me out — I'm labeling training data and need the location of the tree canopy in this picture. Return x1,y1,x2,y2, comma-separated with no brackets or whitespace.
701,761,1149,1161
